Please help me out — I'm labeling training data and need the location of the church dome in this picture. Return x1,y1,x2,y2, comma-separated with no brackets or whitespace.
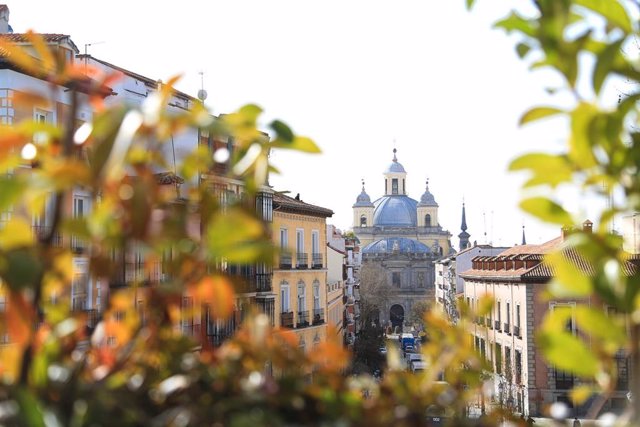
385,161,406,174
353,182,374,207
362,237,430,254
384,148,406,174
372,195,418,226
418,181,438,207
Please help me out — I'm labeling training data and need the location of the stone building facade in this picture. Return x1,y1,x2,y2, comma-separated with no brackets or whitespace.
352,149,452,330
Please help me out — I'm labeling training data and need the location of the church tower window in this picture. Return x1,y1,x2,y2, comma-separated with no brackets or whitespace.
425,214,431,227
360,215,367,227
392,179,398,195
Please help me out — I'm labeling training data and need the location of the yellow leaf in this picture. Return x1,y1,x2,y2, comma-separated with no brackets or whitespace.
0,218,34,249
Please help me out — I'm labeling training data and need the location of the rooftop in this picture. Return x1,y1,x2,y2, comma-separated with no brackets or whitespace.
273,192,334,218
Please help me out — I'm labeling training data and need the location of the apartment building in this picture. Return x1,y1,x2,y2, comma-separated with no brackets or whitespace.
0,6,276,351
461,222,634,416
326,225,346,341
273,192,333,351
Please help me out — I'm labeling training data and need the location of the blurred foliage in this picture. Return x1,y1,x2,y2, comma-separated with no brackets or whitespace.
468,0,640,422
0,33,496,427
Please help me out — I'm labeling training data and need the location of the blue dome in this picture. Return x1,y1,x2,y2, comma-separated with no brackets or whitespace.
362,237,430,254
373,196,417,226
353,187,374,207
385,161,406,174
418,183,438,207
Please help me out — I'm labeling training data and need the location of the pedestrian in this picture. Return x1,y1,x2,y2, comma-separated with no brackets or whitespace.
573,417,581,427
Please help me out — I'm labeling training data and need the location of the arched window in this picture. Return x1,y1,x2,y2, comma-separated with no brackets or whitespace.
392,179,399,195
425,214,432,227
360,215,367,227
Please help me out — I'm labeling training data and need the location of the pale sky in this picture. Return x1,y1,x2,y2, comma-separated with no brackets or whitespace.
8,0,600,248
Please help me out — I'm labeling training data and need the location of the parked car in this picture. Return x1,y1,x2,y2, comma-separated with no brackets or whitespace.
403,344,415,357
411,361,427,373
406,353,424,370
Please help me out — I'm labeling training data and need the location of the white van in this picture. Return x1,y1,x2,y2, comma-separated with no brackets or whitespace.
411,361,427,372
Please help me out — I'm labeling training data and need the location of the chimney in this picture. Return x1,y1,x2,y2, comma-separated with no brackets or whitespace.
583,219,593,233
561,225,573,241
0,5,9,34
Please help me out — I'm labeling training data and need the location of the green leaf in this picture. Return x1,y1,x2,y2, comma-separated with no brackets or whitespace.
538,330,600,377
465,0,476,11
270,120,294,143
206,208,271,264
546,252,593,297
515,42,531,59
519,107,565,126
509,153,573,188
569,102,598,168
493,11,536,37
0,175,26,213
593,38,624,94
574,0,632,34
270,136,321,154
575,306,626,350
520,197,573,225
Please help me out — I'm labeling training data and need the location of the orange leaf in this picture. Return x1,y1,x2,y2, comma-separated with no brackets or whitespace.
7,291,33,350
189,276,235,320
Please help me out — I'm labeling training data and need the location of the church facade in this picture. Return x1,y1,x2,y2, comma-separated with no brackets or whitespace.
353,149,453,331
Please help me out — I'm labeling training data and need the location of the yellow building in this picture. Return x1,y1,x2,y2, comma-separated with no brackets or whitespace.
272,192,333,351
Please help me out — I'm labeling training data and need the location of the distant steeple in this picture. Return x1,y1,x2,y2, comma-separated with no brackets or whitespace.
458,202,470,250
461,200,468,232
521,224,527,245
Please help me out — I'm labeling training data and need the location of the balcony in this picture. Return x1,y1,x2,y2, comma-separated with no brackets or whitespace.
279,253,292,269
312,308,325,325
280,311,294,329
296,253,308,269
514,325,521,338
494,320,501,331
311,253,323,269
32,225,62,247
297,310,310,328
504,322,511,335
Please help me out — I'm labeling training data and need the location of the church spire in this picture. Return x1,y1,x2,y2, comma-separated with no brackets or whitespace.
461,201,468,232
458,201,470,250
392,147,397,162
522,224,527,245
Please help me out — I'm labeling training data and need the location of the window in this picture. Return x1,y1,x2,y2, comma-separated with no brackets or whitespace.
280,228,288,249
515,350,522,384
312,230,319,254
425,214,431,227
296,229,304,253
313,280,320,310
280,282,290,312
497,301,502,324
297,281,306,312
505,346,512,379
495,343,502,374
392,179,398,195
392,272,401,288
360,215,367,227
